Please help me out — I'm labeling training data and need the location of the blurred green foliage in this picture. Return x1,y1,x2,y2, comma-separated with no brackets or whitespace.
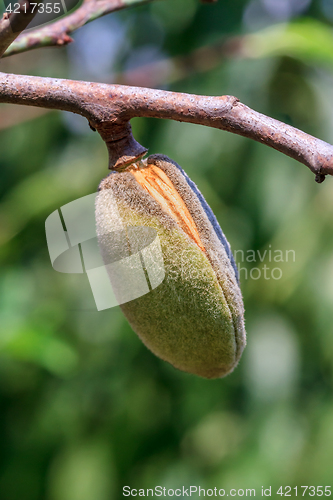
1,0,333,498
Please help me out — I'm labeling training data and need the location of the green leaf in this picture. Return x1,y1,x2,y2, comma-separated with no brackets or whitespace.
243,19,333,66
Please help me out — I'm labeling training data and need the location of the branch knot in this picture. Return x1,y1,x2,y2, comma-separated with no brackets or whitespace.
95,121,147,170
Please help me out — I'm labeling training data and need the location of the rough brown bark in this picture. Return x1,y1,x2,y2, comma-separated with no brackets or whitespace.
0,71,332,178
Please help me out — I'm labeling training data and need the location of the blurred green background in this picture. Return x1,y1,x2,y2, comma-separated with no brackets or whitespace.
1,0,333,498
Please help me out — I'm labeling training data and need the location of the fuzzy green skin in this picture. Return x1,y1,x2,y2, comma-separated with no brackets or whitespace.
96,163,246,379
122,215,238,378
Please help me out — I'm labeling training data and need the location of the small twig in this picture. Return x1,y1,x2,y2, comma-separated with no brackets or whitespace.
0,0,42,57
0,71,332,177
2,0,157,57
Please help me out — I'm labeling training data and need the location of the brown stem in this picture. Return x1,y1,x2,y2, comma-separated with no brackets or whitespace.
0,0,43,57
0,71,332,177
2,0,158,57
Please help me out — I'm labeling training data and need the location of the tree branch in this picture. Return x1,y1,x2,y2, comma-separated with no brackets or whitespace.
0,71,332,180
0,0,42,57
2,0,156,57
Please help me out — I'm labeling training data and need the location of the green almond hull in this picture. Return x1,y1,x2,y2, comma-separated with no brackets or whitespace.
96,159,246,379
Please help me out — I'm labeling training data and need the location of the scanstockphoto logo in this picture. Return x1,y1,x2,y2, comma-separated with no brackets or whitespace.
45,191,165,312
233,247,296,281
45,191,292,310
3,0,81,32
